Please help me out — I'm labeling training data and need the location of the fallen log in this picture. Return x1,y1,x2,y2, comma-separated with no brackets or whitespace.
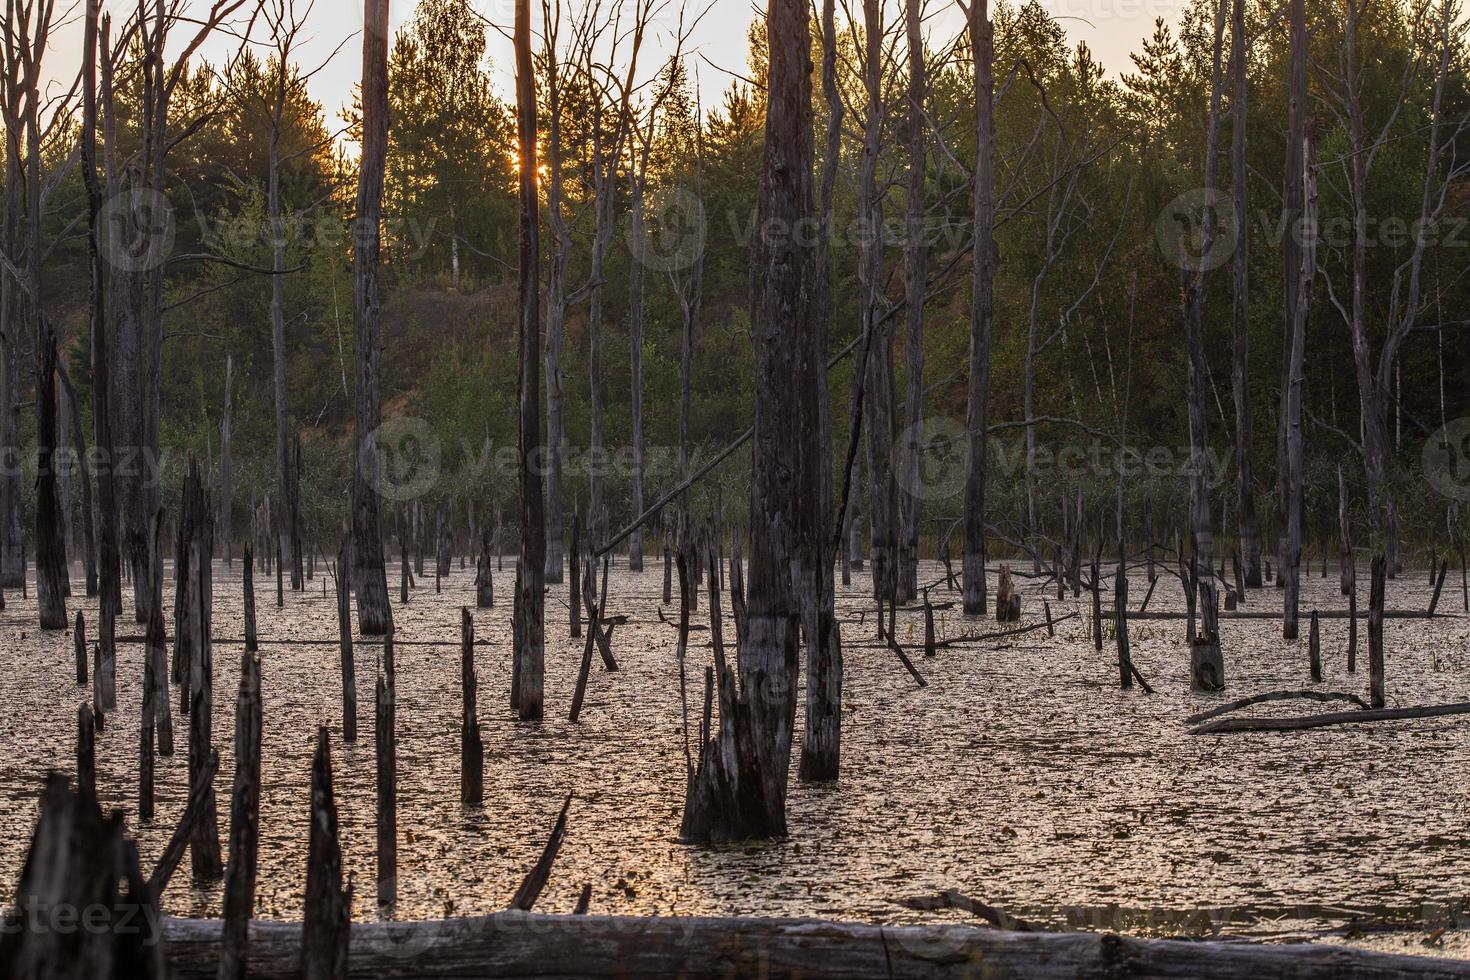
1190,701,1470,736
158,912,1470,979
1185,689,1370,725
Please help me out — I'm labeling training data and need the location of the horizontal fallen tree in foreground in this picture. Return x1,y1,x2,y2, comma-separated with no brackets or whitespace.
161,912,1470,979
1190,701,1470,735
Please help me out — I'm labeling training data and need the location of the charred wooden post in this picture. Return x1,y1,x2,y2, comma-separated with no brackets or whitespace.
1309,609,1322,682
1191,580,1224,692
276,539,284,608
1369,555,1386,708
180,465,223,882
243,546,258,652
1348,577,1359,672
476,531,494,609
149,748,221,899
662,531,672,605
1115,566,1132,690
336,538,357,742
0,775,168,977
1043,599,1054,637
74,610,87,684
461,608,483,807
1090,551,1102,652
436,510,452,579
77,702,96,802
923,591,935,657
570,516,582,638
995,563,1020,622
96,605,116,711
376,636,397,908
301,726,349,980
400,536,409,604
220,650,262,980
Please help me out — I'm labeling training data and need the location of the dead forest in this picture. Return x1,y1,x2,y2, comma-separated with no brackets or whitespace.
2,0,1470,974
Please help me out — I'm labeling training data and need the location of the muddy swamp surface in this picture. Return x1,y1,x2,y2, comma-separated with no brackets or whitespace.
0,556,1468,958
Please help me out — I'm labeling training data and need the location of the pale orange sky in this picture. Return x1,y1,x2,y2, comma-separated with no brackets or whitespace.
40,0,1185,140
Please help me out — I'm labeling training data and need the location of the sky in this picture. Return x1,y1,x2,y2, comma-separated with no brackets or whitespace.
41,0,1187,136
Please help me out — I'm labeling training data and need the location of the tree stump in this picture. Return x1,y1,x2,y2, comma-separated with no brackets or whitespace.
995,564,1020,623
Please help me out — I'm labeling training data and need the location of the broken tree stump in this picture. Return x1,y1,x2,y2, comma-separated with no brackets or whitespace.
461,608,483,806
1309,610,1321,682
219,649,262,980
301,726,349,980
336,537,357,743
74,611,87,685
1190,581,1224,692
995,564,1020,623
1369,555,1386,709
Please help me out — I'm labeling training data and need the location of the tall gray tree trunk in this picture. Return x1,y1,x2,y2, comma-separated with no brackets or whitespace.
352,0,394,635
268,107,300,593
542,35,569,585
221,356,233,566
1182,0,1228,577
962,0,994,618
860,0,898,609
897,0,926,604
0,122,21,590
627,133,652,573
513,0,546,721
799,0,844,783
86,11,121,615
683,0,810,839
1281,0,1311,638
1230,0,1261,586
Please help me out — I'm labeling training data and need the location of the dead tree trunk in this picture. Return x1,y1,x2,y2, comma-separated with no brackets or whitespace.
682,0,809,839
34,327,68,628
221,357,233,565
351,0,393,636
897,0,926,603
798,0,845,785
180,464,222,881
1280,0,1311,640
301,727,349,980
962,0,995,618
1229,0,1261,588
513,0,546,721
219,649,261,980
461,607,483,806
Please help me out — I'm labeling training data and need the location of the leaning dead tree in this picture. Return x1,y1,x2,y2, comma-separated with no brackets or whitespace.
683,0,813,840
352,0,394,634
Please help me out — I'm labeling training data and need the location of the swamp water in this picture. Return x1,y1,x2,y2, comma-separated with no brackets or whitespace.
0,558,1468,957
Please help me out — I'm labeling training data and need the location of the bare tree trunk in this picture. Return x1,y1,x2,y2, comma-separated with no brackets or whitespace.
627,132,652,573
683,0,810,840
1281,0,1311,639
799,0,844,783
897,0,926,604
514,0,546,721
352,0,393,635
57,364,97,597
267,73,301,593
1182,0,1228,577
541,20,569,586
221,356,233,565
90,12,122,616
859,0,897,610
1229,0,1261,587
962,0,994,618
0,109,20,590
